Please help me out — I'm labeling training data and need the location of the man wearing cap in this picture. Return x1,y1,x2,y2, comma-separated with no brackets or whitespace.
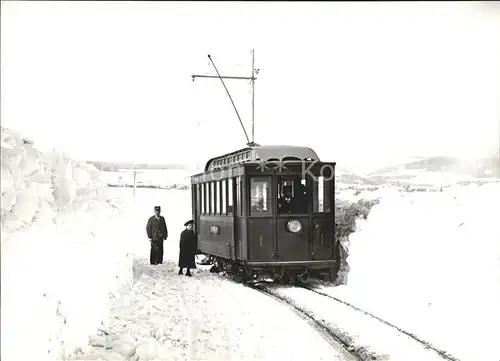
178,220,197,276
146,206,168,265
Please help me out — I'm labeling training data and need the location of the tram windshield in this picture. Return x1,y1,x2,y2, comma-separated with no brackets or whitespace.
277,176,308,214
250,167,333,215
277,172,332,214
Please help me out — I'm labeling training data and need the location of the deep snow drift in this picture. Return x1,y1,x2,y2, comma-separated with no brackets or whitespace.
1,128,137,361
328,183,500,361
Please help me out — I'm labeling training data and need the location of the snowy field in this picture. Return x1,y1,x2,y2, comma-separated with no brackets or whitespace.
106,187,193,260
325,183,500,361
95,183,500,361
3,127,500,361
101,169,193,188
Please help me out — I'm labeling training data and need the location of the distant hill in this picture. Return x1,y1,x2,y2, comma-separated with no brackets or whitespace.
363,154,499,186
369,155,499,177
87,161,189,172
336,167,381,185
88,154,499,187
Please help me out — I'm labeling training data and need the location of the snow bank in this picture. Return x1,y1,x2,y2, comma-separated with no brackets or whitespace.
1,128,137,361
334,182,500,361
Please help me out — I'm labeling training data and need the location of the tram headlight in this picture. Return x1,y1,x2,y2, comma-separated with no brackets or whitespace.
210,225,220,235
286,220,302,233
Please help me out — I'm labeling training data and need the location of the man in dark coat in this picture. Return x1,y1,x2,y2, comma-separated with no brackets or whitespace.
146,206,168,265
278,185,295,214
178,220,197,276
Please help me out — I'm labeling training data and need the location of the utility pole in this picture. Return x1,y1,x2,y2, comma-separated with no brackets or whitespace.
251,49,256,144
133,170,137,196
191,50,259,147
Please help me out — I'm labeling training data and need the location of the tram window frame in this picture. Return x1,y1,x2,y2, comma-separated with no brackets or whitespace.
312,176,332,213
228,178,234,214
250,176,272,216
221,179,227,215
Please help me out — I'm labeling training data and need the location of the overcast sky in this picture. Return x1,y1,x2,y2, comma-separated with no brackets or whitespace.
2,1,499,172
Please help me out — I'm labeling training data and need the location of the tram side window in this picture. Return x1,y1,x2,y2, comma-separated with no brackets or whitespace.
228,178,234,213
216,181,220,214
205,183,209,214
210,182,216,215
221,179,227,215
278,176,308,214
196,184,201,214
236,177,242,216
200,183,205,214
216,181,220,215
313,176,332,213
250,177,272,215
207,182,211,214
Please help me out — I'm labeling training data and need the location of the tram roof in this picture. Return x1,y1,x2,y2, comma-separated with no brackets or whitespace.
204,145,320,172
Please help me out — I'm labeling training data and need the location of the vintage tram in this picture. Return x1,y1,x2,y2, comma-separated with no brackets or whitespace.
190,145,338,283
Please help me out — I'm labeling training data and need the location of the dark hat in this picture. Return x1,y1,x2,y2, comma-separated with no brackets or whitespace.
154,206,161,211
184,219,194,227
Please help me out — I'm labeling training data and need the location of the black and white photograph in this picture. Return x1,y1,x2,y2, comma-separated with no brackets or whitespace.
1,1,499,361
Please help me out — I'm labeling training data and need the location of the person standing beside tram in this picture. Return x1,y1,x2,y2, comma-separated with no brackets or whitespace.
146,206,168,265
178,220,197,276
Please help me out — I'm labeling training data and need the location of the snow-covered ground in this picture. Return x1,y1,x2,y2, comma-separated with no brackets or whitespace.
69,258,355,361
268,285,456,361
3,126,499,361
107,184,500,361
326,183,500,361
70,188,357,361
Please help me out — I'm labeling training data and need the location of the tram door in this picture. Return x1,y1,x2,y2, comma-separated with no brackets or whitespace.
247,176,275,261
275,175,310,261
193,183,202,249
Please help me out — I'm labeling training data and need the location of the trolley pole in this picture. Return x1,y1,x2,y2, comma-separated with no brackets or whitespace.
197,121,202,172
191,50,259,146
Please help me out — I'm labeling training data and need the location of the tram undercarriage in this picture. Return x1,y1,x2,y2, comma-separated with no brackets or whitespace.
202,255,338,284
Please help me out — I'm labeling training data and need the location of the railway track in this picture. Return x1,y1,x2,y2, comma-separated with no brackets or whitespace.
235,276,462,361
300,282,461,361
246,281,368,361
